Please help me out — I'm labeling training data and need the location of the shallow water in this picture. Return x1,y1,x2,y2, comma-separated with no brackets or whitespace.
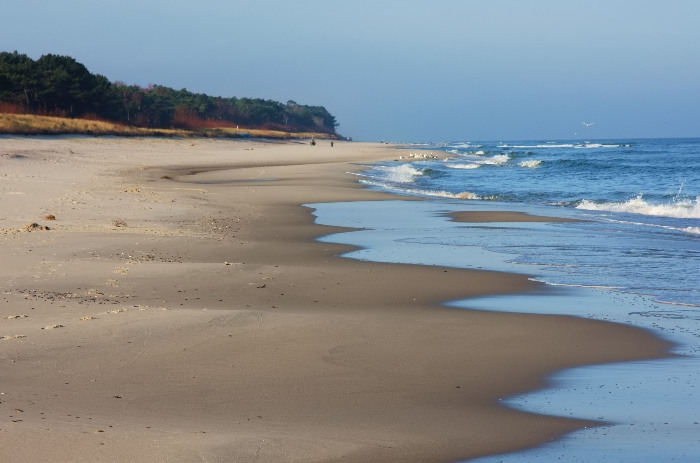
308,197,700,462
461,290,700,463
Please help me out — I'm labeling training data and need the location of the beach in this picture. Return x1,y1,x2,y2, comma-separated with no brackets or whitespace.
0,137,672,462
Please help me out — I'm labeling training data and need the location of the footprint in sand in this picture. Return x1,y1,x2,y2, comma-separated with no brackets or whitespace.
1,335,27,340
42,324,65,330
80,316,99,321
5,315,29,319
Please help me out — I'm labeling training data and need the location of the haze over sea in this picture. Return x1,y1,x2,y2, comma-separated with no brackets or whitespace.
309,137,700,462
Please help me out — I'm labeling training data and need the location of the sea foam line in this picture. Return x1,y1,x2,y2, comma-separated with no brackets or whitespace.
499,143,628,149
357,179,481,200
528,277,620,291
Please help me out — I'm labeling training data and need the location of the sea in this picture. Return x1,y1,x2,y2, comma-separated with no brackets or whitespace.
307,138,700,462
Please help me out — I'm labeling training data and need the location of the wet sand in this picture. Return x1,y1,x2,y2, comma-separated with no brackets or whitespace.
0,137,672,462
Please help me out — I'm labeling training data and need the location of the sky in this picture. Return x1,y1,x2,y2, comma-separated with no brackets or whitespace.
2,0,699,142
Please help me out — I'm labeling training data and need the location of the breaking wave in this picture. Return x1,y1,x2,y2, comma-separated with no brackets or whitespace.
499,143,629,149
519,160,542,168
450,163,481,169
449,154,510,169
372,164,424,183
576,195,700,219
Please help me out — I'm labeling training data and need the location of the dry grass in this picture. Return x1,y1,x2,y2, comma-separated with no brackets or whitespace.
0,113,336,140
198,126,334,139
0,113,189,137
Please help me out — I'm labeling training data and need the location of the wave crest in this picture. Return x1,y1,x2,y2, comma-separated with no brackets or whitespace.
375,164,424,183
450,163,481,169
481,154,509,165
499,143,629,149
412,189,480,200
577,195,700,219
519,160,542,168
450,154,509,168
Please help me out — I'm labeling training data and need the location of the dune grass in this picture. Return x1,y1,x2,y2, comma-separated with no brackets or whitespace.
0,113,335,140
0,113,187,137
198,126,335,140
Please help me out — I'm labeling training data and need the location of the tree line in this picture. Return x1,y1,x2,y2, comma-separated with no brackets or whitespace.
0,51,338,134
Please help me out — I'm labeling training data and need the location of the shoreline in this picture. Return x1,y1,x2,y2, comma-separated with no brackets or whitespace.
0,137,673,462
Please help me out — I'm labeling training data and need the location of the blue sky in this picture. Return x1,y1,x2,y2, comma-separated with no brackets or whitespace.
2,0,699,141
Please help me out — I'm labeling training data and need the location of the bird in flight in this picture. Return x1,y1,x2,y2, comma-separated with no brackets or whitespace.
582,122,595,127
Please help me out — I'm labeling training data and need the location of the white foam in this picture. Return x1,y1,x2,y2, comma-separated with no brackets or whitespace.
574,143,625,148
375,164,423,183
450,143,482,149
449,153,510,169
399,186,482,200
528,278,620,291
500,143,575,149
499,143,627,149
412,189,480,200
577,195,700,219
357,178,482,200
450,163,481,169
519,160,542,168
478,154,509,165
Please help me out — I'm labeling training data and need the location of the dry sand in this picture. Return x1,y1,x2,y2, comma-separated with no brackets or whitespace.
0,136,672,462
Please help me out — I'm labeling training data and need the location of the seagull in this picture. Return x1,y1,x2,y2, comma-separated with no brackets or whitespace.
582,122,595,127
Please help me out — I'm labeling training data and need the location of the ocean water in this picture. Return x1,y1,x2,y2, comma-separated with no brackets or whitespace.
307,138,700,462
346,138,700,306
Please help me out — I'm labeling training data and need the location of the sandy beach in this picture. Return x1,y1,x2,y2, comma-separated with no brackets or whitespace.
0,137,672,463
